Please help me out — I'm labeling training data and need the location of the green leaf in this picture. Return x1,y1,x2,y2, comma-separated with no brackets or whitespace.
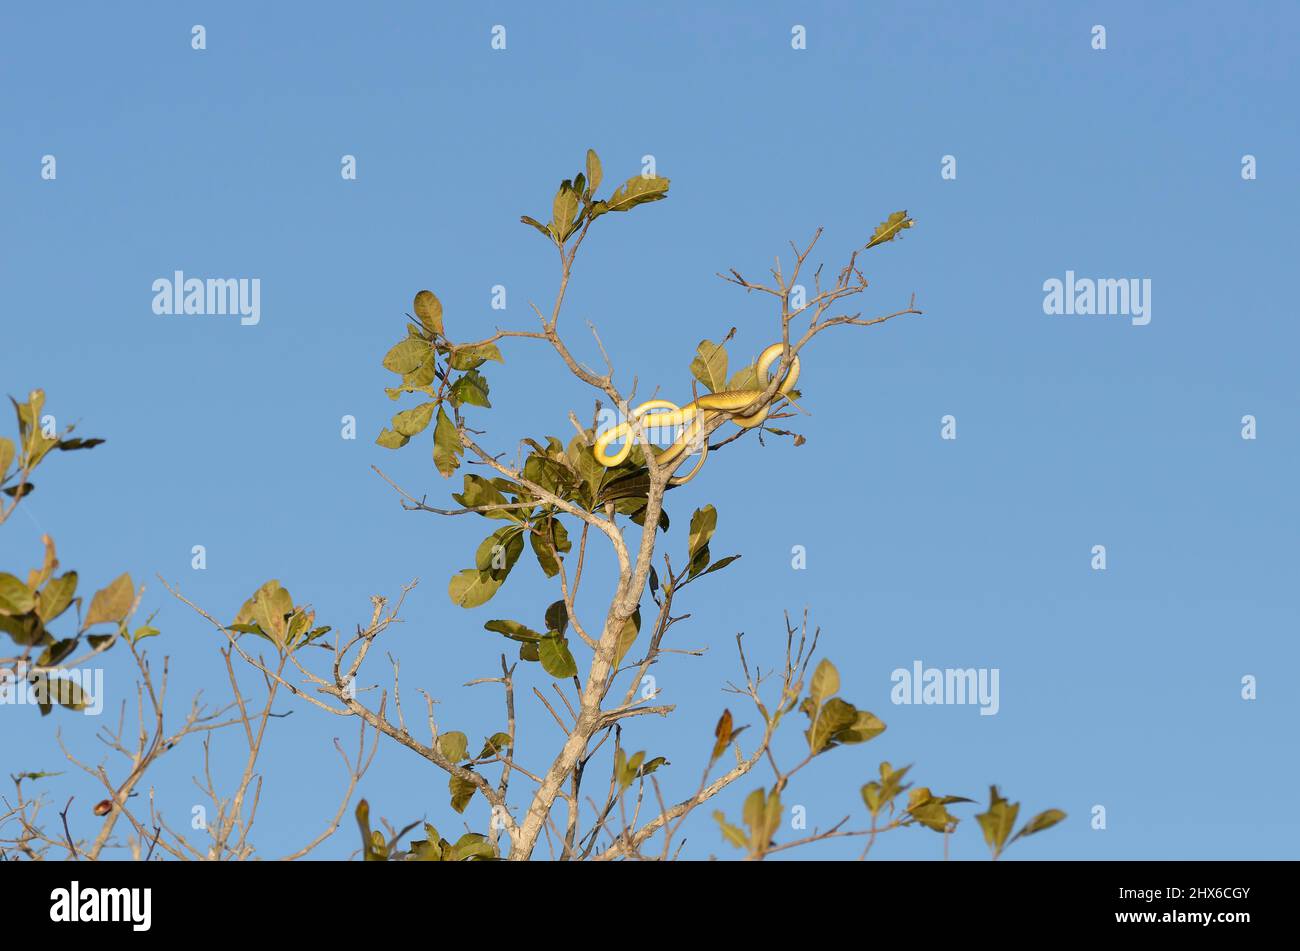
551,518,571,553
975,786,1019,856
615,748,627,789
689,342,729,394
617,750,646,792
36,572,77,622
538,635,577,679
529,517,570,578
689,546,709,580
835,709,886,745
355,799,382,860
599,470,652,505
809,697,858,754
433,406,460,477
861,762,913,817
413,290,443,336
392,401,437,437
448,773,476,814
585,149,602,195
447,569,503,609
408,834,443,861
566,432,606,498
449,369,491,408
0,573,36,616
809,658,839,710
13,770,63,782
483,619,543,642
36,638,76,667
54,676,92,712
727,363,762,392
0,611,45,647
519,641,540,662
741,787,781,852
402,354,438,390
437,731,469,763
551,181,581,242
1015,809,1067,841
687,505,718,561
530,533,559,578
450,832,494,861
520,215,554,242
613,608,641,665
375,428,410,449
714,810,748,849
905,788,972,833
0,436,13,476
602,174,670,213
250,580,294,647
522,453,570,496
763,791,783,850
866,210,915,249
83,573,133,628
477,732,511,759
130,625,160,644
448,342,504,371
383,338,431,374
544,600,567,636
474,526,525,576
700,554,740,577
53,437,105,453
453,474,515,521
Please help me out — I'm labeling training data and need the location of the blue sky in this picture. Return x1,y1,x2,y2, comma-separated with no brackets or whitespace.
2,1,1297,860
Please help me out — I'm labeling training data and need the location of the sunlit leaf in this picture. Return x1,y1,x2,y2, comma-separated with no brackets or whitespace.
538,635,577,679
714,810,747,849
447,569,503,609
413,290,443,336
383,338,431,375
83,573,133,629
809,658,839,710
613,608,641,665
601,174,670,214
687,505,717,560
483,619,543,642
808,697,857,754
689,342,728,394
448,343,504,371
520,215,554,242
433,406,461,477
449,773,476,814
375,428,410,449
1012,808,1067,843
0,573,35,616
393,401,437,437
437,731,469,763
551,181,581,242
477,732,512,759
449,369,491,409
36,572,77,622
866,210,915,249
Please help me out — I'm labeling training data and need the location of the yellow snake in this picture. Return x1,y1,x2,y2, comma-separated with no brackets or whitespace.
593,343,800,485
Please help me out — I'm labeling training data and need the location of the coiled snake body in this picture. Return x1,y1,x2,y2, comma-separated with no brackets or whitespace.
593,343,800,485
